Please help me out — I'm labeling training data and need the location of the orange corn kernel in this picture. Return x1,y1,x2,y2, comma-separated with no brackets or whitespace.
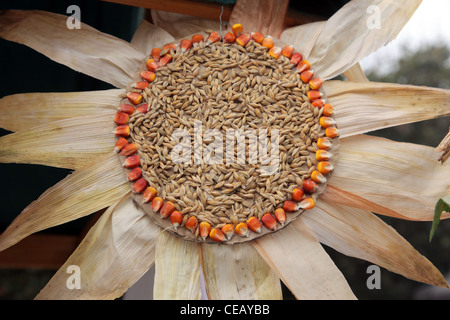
114,137,128,153
222,224,234,240
268,46,282,59
210,228,225,242
262,36,274,49
136,103,149,114
312,99,325,108
299,197,315,210
274,208,286,225
325,127,339,139
163,42,176,51
251,31,264,43
114,125,130,137
297,60,311,73
303,179,318,193
236,33,251,47
185,216,198,233
232,23,244,36
119,104,135,114
283,200,297,212
247,216,262,233
160,201,176,219
127,92,143,105
180,39,192,52
114,112,129,126
317,137,332,150
146,58,159,72
134,81,149,90
318,161,334,175
290,52,303,65
151,48,161,60
122,154,140,168
319,116,335,128
206,31,221,44
159,54,172,67
251,32,264,43
151,196,164,212
261,213,277,230
120,143,137,156
307,90,322,101
132,178,148,193
292,187,304,201
142,186,157,203
140,70,156,83
311,170,327,184
235,222,249,237
199,221,212,240
322,104,334,117
316,149,332,161
281,45,294,58
223,32,236,43
309,78,323,90
281,45,294,59
127,167,142,181
170,211,183,230
192,34,204,44
300,70,314,83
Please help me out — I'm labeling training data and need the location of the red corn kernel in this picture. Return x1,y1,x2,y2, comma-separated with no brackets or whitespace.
192,34,204,44
142,186,157,203
292,187,304,201
223,32,236,43
127,92,143,105
251,32,264,43
114,125,130,137
236,33,251,47
135,81,149,90
152,197,164,211
160,201,176,219
303,179,318,193
127,167,142,181
135,104,149,114
132,178,147,193
120,143,137,156
119,104,135,114
114,112,129,126
151,48,161,60
146,58,159,72
122,154,140,168
114,137,128,153
290,52,303,65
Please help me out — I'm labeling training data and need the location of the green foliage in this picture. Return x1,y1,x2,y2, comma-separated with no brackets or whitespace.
430,195,450,242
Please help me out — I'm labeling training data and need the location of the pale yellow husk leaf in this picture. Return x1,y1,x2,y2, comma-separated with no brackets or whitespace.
153,231,202,300
0,89,123,132
280,20,326,59
0,113,116,170
302,200,449,288
36,195,160,299
0,10,145,88
328,135,450,221
201,242,282,300
308,0,422,79
151,10,220,40
252,221,356,300
0,153,129,252
325,80,450,138
342,63,369,82
130,19,175,56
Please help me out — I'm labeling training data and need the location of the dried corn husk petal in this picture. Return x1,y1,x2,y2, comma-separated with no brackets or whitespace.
201,243,282,300
280,21,325,60
307,0,422,79
0,10,145,88
342,63,368,82
0,114,115,170
153,231,202,300
228,0,289,38
0,153,128,252
301,201,449,288
0,89,122,132
325,81,450,138
151,10,220,40
130,19,175,56
36,195,159,299
252,220,356,300
328,135,450,221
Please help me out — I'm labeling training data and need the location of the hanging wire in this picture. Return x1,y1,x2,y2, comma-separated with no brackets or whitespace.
219,6,224,38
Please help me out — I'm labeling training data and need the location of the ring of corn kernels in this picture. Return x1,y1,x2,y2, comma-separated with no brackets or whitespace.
113,24,339,244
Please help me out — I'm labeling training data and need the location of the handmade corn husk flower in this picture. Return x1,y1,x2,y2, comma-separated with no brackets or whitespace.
0,0,449,300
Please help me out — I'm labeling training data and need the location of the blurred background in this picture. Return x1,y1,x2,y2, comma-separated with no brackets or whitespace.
0,0,448,300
